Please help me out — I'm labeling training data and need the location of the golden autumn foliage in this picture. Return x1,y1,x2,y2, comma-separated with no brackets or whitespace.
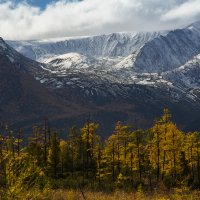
1,109,200,199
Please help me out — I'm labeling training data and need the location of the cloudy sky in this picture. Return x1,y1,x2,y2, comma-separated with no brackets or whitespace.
0,0,200,40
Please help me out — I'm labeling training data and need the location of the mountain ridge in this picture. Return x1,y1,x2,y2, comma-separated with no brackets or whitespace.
1,21,200,135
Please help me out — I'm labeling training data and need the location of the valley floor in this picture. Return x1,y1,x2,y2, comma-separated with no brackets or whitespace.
20,188,200,200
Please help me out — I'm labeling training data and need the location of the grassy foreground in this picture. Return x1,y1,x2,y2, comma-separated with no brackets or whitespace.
16,188,200,200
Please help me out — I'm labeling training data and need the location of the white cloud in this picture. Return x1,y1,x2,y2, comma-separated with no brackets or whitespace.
0,0,199,40
162,0,200,22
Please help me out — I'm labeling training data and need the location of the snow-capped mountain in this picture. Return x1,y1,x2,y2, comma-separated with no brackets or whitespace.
0,37,45,76
3,21,200,132
7,21,200,99
164,54,200,92
7,31,162,61
118,21,200,73
0,37,74,126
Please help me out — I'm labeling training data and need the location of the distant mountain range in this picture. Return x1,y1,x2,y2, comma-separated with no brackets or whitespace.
1,21,200,136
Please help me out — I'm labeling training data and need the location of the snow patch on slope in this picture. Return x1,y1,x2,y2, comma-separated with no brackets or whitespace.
7,31,162,61
43,53,91,69
163,54,200,90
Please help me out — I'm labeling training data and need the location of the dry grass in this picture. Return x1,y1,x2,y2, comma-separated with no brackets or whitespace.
36,188,200,200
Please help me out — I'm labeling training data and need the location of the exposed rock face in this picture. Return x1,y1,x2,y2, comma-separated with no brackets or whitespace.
1,21,200,135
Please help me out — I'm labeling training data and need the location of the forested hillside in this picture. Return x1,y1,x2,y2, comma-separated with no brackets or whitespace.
1,109,200,199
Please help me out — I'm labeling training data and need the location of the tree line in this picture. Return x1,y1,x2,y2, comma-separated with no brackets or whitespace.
0,109,200,197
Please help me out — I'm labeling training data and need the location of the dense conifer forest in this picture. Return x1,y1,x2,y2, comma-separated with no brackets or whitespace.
1,109,200,199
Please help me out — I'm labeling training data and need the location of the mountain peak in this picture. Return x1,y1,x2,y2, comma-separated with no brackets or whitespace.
0,37,7,51
192,20,200,27
186,21,200,31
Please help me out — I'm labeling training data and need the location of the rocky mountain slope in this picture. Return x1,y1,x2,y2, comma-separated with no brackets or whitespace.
120,21,200,73
2,21,200,134
10,22,200,102
0,38,90,130
8,31,162,61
